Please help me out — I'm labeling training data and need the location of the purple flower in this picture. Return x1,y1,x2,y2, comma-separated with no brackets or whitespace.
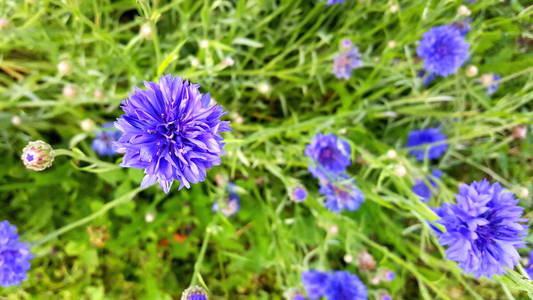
326,0,345,4
291,186,308,202
91,122,122,156
293,294,307,300
481,73,500,95
412,169,443,202
383,270,395,281
406,127,448,161
379,294,392,300
417,25,469,76
435,180,527,278
181,285,208,300
213,192,240,217
115,75,231,193
302,270,367,300
0,221,33,287
333,40,362,79
319,174,364,213
305,133,351,180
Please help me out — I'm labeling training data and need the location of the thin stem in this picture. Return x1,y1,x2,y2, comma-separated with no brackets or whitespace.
189,227,212,288
33,188,143,246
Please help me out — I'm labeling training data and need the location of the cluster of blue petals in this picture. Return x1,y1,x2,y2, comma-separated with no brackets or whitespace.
412,169,443,202
406,127,448,161
434,180,527,278
302,270,368,300
115,75,231,193
326,0,345,5
92,122,121,156
417,25,469,77
333,39,362,79
212,183,240,217
319,174,364,213
0,221,33,287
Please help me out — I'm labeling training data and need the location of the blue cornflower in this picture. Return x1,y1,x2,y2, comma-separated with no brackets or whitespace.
91,122,121,156
379,294,393,300
417,25,469,76
302,270,368,300
291,186,308,202
293,294,307,300
326,0,345,4
406,127,448,161
383,270,395,281
333,39,362,79
115,75,231,193
212,192,240,217
412,169,443,202
435,180,527,278
181,285,208,300
480,73,500,95
319,174,364,213
0,221,33,287
305,133,351,180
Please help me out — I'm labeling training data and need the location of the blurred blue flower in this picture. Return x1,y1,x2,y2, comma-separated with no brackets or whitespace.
91,122,121,156
406,127,448,161
319,174,364,213
379,294,392,300
435,180,527,278
482,73,500,95
115,75,231,193
291,186,308,202
305,133,351,180
0,221,33,287
412,169,443,202
326,0,345,5
417,25,469,76
383,270,395,281
417,70,437,86
213,193,240,217
292,294,307,300
302,270,367,300
527,250,533,279
333,39,362,79
187,296,207,300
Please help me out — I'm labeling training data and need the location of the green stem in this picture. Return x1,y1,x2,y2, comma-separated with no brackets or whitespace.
189,228,212,288
33,188,143,246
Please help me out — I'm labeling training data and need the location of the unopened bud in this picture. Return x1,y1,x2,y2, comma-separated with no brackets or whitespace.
343,254,353,263
63,84,77,99
21,140,54,171
258,82,270,94
0,19,9,30
512,125,526,139
357,250,376,270
465,65,478,77
517,187,529,199
11,116,22,126
199,40,209,49
457,5,471,16
191,57,200,67
328,225,339,235
57,61,72,75
140,23,152,39
181,285,208,300
290,186,308,202
394,164,406,177
389,4,399,13
386,149,397,159
80,119,95,132
145,212,156,223
93,89,104,100
387,40,396,48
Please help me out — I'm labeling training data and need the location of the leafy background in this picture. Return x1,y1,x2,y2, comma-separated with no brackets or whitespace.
0,0,532,299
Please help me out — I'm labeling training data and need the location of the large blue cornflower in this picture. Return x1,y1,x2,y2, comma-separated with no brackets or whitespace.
0,221,33,287
417,25,469,76
406,127,448,161
302,270,367,300
115,75,231,193
434,180,527,278
333,39,362,79
91,122,121,156
412,169,443,202
305,133,351,180
319,174,364,213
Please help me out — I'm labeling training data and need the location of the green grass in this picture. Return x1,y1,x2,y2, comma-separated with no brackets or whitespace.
1,0,532,299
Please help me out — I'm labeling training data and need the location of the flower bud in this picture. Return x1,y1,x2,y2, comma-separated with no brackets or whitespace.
11,115,22,126
517,187,528,199
0,18,9,30
290,186,307,202
512,125,526,139
258,82,270,94
181,285,208,300
387,40,396,48
57,61,72,75
389,4,399,13
190,57,200,67
343,254,354,263
80,119,95,132
93,89,104,100
386,149,397,159
21,140,54,171
328,225,339,234
63,84,77,99
465,65,478,77
199,40,209,49
357,250,376,270
139,23,152,39
457,5,471,16
144,212,156,223
393,164,406,177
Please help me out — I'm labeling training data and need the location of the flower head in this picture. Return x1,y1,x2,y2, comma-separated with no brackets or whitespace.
21,140,54,171
406,127,448,161
302,270,367,300
115,75,231,193
417,25,469,76
435,180,527,278
333,40,362,79
181,285,208,300
0,221,33,287
412,169,443,202
305,133,351,180
291,186,308,202
212,193,240,217
92,122,122,156
480,73,500,95
319,174,364,213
